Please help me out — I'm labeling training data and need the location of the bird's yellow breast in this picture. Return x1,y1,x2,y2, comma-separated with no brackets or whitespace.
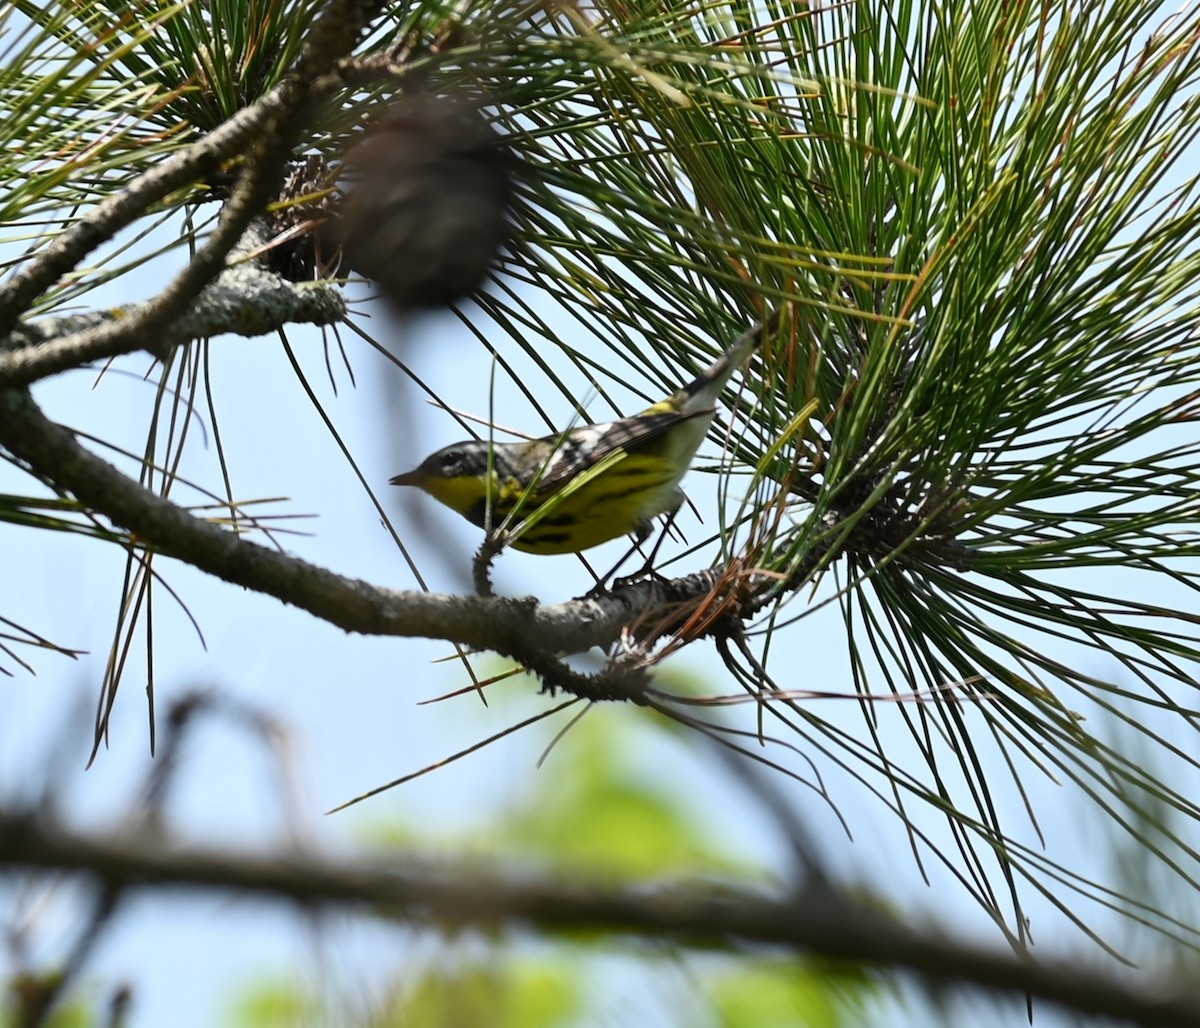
509,454,682,553
420,468,510,520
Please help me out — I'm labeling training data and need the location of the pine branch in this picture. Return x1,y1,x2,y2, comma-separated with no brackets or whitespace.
0,222,345,384
0,385,738,693
0,0,384,336
1,811,1198,1028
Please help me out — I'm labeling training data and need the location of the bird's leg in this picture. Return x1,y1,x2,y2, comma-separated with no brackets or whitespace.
584,505,685,597
583,521,655,598
613,508,679,589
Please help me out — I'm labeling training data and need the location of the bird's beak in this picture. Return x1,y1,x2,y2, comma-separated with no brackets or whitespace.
389,469,424,487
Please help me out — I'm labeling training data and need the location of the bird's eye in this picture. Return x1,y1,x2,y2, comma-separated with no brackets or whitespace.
438,449,464,475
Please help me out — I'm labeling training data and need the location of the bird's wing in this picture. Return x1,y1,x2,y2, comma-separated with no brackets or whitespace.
526,309,780,496
532,409,708,494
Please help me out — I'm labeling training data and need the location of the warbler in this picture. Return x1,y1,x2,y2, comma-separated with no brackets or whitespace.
390,313,775,555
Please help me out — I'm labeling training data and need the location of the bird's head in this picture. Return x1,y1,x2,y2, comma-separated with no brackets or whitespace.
390,442,496,519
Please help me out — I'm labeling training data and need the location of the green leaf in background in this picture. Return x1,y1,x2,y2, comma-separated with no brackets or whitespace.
706,956,877,1028
500,710,753,880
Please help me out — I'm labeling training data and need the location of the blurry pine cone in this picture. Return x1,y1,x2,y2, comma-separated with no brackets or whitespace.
334,95,514,310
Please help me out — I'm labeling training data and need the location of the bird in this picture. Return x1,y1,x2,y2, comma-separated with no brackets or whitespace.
390,310,777,559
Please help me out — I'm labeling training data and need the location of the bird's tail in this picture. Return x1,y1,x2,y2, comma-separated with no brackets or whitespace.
675,304,785,416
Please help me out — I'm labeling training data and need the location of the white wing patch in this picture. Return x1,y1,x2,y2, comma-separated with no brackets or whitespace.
535,424,615,490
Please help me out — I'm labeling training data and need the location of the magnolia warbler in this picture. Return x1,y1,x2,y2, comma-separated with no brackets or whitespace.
390,313,774,556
